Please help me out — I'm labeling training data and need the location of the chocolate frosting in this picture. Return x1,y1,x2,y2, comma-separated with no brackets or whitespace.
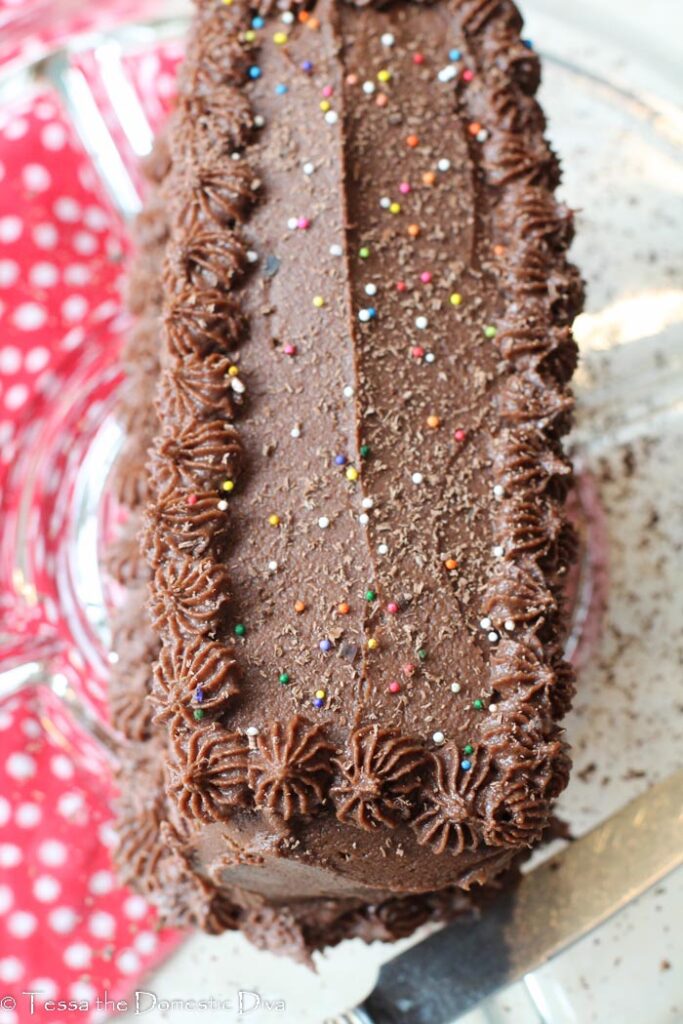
110,0,583,958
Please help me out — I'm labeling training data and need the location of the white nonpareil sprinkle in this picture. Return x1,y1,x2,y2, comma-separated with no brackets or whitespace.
379,196,391,209
268,560,278,572
437,65,458,83
254,115,265,128
381,32,395,47
425,352,436,363
245,726,259,737
358,309,372,323
318,516,330,529
231,377,245,394
362,81,376,95
479,617,492,630
361,497,374,509
487,631,499,643
343,385,354,398
492,545,505,558
330,243,343,257
365,283,377,296
246,250,258,263
287,217,298,230
477,129,489,142
432,731,445,745
488,704,498,713
217,500,228,511
303,162,315,175
108,651,119,664
411,472,424,485
290,425,301,438
325,111,339,125
281,10,294,22
450,682,461,693
415,315,428,330
493,484,505,498
504,619,515,632
437,158,451,172
359,513,370,526
377,543,388,555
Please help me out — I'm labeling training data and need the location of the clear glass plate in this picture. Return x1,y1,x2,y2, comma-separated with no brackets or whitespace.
0,4,680,1022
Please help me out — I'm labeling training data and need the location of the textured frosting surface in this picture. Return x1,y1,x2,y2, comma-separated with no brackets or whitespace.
111,0,581,957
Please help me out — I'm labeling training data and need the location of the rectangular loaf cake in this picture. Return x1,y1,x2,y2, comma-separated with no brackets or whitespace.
110,0,581,959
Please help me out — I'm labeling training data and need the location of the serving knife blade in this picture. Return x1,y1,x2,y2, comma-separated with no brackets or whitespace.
329,769,683,1024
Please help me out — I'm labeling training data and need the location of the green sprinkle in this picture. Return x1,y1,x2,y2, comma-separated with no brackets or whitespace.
464,744,474,755
360,444,371,458
359,246,370,259
365,589,377,602
473,699,484,710
483,324,497,339
417,648,427,661
234,623,246,637
193,709,205,721
279,672,290,685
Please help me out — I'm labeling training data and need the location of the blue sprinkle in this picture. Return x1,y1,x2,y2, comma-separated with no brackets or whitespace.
251,16,265,28
460,759,472,771
195,686,204,704
335,454,347,466
522,38,534,50
367,307,377,319
248,66,262,80
319,639,332,652
313,697,324,708
301,60,314,73
448,48,462,61
275,83,288,95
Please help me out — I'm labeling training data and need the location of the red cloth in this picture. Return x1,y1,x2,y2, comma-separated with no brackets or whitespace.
0,14,186,1023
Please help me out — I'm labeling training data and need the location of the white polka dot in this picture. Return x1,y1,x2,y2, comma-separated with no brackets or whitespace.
0,346,21,374
98,822,116,847
6,751,36,779
123,894,147,919
5,118,28,140
0,710,14,730
50,754,74,779
28,978,58,1000
89,870,114,895
73,231,97,255
57,792,84,818
38,839,67,866
61,326,84,351
22,163,51,192
61,294,88,322
20,717,41,738
8,910,37,938
84,206,109,231
0,844,21,868
134,931,157,955
0,957,23,983
4,384,29,411
48,906,78,933
13,302,47,331
0,886,13,914
0,216,22,243
0,260,19,288
33,223,58,249
63,263,90,286
33,875,60,902
63,943,91,969
29,261,58,288
116,950,140,975
0,797,10,826
70,981,96,1002
54,197,82,223
15,803,41,828
41,122,67,150
24,347,50,373
0,1007,17,1024
88,910,115,938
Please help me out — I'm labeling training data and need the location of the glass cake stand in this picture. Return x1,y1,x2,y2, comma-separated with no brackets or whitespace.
0,1,681,1021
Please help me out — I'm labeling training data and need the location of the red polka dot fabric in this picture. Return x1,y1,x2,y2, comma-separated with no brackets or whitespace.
0,10,185,1022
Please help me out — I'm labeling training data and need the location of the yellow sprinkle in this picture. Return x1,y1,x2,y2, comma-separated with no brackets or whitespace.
450,292,462,306
315,689,326,699
313,295,324,308
228,365,239,377
221,480,235,493
367,638,379,650
377,69,391,83
221,0,233,5
268,514,281,527
320,100,331,112
243,29,255,42
345,466,359,482
273,32,288,45
389,202,401,215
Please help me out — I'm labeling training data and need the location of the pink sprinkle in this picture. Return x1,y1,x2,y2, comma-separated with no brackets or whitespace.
389,681,401,694
386,601,399,614
420,271,432,284
283,344,297,356
402,663,416,676
321,85,334,98
454,428,467,442
297,217,310,230
396,281,407,292
399,181,411,195
187,494,198,505
411,345,425,359
413,53,424,65
462,69,474,82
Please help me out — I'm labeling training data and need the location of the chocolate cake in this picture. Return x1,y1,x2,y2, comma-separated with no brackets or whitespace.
110,0,582,959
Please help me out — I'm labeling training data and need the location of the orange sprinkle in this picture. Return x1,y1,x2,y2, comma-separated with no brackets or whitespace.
337,602,350,615
307,15,320,29
298,9,309,20
408,224,420,238
427,415,441,429
493,243,507,257
468,121,482,136
445,558,458,571
294,600,306,614
406,134,419,148
422,170,436,186
375,93,388,107
346,73,359,86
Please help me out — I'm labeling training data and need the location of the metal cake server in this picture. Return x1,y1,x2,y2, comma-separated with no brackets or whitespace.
329,769,683,1024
